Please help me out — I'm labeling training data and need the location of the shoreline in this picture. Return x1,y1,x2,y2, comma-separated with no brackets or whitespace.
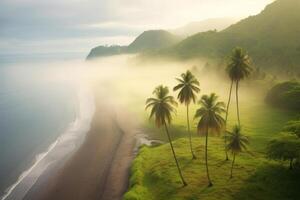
1,85,95,200
23,85,138,200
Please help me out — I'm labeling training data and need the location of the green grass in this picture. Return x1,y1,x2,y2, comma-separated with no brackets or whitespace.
124,90,299,200
115,65,299,200
142,96,297,152
124,137,300,200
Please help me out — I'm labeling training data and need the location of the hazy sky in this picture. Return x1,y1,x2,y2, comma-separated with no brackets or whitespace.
0,0,273,55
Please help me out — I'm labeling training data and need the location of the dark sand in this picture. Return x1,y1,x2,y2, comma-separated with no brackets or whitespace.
24,90,137,200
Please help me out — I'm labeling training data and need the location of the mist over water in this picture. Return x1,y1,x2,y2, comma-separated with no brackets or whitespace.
0,57,85,198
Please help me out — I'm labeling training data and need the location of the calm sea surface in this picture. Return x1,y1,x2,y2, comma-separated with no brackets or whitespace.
0,52,85,196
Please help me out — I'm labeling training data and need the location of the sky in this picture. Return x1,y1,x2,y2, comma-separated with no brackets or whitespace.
0,0,274,56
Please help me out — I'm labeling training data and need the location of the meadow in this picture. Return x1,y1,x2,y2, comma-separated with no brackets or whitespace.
124,98,299,199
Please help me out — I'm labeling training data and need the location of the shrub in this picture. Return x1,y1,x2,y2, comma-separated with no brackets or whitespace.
266,134,300,169
265,81,300,110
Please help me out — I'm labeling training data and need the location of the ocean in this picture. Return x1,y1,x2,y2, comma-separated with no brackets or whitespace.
0,53,94,199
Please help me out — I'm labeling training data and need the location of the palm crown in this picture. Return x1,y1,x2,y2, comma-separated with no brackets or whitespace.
226,125,249,154
226,47,252,82
194,93,226,135
173,70,200,105
146,85,178,127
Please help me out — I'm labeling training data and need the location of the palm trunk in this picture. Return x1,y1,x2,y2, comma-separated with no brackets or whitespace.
224,80,234,160
230,153,236,178
164,123,187,186
187,104,196,159
289,158,294,170
205,126,213,186
236,81,241,126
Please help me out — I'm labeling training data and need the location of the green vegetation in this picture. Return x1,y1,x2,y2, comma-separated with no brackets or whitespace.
86,30,182,59
124,138,300,200
194,93,226,186
127,30,182,53
145,85,187,186
86,45,127,59
267,119,300,169
265,81,300,110
283,120,300,137
124,103,299,199
224,47,252,159
226,47,252,125
267,134,300,169
173,70,200,159
151,0,300,74
171,18,237,37
124,45,300,199
226,125,249,178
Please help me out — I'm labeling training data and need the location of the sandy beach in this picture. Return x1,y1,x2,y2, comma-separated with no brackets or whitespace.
24,86,137,200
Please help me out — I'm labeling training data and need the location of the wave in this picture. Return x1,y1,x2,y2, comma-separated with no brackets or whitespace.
0,85,95,200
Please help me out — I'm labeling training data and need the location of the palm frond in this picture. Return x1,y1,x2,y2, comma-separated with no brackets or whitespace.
226,125,249,154
174,71,200,105
145,85,177,128
195,93,226,135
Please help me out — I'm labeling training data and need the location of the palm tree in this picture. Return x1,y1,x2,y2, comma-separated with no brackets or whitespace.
224,47,252,160
226,47,252,125
224,79,233,160
226,125,249,178
146,85,187,186
174,70,200,159
194,93,225,187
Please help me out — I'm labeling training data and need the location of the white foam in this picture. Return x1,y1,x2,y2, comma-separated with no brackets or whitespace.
0,85,95,200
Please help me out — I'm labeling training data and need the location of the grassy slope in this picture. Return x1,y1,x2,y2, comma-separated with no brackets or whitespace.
124,138,300,200
124,92,299,200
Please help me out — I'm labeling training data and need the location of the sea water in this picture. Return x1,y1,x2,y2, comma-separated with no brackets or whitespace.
0,53,94,199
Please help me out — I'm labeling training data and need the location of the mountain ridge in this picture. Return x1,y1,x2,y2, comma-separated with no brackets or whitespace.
86,30,181,60
170,18,239,36
154,0,300,72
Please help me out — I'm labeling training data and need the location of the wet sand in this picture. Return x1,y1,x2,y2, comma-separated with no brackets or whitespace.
24,88,137,200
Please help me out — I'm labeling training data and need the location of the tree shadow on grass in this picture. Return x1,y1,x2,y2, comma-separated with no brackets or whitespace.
232,164,300,200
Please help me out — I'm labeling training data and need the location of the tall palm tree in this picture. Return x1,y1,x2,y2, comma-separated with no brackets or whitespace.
194,93,225,187
226,125,249,178
146,85,187,186
226,47,252,125
224,47,252,160
224,79,233,160
174,70,200,159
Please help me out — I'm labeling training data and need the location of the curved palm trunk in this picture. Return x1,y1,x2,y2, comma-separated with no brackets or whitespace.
205,126,213,186
164,123,187,186
230,153,236,178
187,104,196,159
224,80,234,160
236,81,241,126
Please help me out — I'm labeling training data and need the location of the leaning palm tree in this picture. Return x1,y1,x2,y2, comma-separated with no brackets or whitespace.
174,70,200,159
194,93,225,187
224,47,252,160
146,85,187,186
226,125,249,178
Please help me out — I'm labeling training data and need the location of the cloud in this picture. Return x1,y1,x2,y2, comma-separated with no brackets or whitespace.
0,36,134,55
0,0,273,54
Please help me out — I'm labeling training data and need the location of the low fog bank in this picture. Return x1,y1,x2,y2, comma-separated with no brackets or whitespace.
81,55,276,118
8,54,279,119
